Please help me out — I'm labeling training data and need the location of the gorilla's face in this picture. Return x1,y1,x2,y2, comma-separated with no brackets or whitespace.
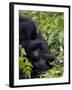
27,39,42,59
27,40,50,72
29,46,41,60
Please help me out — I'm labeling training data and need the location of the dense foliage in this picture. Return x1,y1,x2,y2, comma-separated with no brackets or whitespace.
19,45,33,78
19,10,64,78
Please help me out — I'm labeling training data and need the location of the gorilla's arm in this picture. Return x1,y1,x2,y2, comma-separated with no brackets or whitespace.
44,54,55,62
44,54,62,64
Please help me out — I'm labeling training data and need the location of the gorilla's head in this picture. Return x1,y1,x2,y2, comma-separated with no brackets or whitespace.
19,16,38,43
26,39,51,72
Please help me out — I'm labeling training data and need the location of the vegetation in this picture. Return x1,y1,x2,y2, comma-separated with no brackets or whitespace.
19,10,64,78
19,45,33,78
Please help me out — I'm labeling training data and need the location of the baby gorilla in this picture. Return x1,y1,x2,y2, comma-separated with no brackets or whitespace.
26,39,56,78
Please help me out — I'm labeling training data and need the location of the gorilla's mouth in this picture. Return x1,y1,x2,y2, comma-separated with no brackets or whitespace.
33,51,39,56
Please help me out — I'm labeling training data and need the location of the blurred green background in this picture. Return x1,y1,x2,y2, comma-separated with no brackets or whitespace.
19,10,64,78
